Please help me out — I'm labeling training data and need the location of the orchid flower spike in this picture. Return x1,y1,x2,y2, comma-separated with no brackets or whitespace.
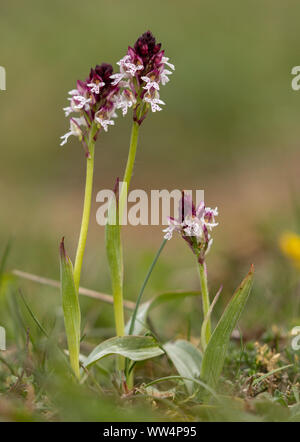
61,63,119,154
163,193,219,264
111,30,175,125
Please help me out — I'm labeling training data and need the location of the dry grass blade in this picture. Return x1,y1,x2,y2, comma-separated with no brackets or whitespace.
12,269,135,310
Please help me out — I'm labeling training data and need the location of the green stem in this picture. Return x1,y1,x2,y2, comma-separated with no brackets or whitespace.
113,281,125,371
112,121,139,374
113,255,125,339
129,239,167,336
198,262,211,346
73,126,96,292
113,121,140,333
119,121,140,220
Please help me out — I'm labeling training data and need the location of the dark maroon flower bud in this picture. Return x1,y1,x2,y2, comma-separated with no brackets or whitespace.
94,63,114,84
134,31,162,65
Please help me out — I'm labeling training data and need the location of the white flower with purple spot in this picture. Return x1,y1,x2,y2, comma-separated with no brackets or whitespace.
144,94,165,112
60,117,86,146
141,76,160,92
87,81,105,94
71,95,92,111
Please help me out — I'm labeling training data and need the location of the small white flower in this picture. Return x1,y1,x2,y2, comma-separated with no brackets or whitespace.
162,57,175,71
87,81,105,94
71,95,92,111
122,59,143,77
161,69,173,86
116,55,131,67
163,226,174,240
95,114,115,132
60,132,73,146
144,94,165,112
110,72,126,86
119,100,133,116
100,119,115,132
63,106,73,117
68,89,79,96
141,76,160,92
114,55,144,80
116,90,136,116
202,207,219,230
125,62,141,76
60,117,86,146
163,218,181,240
183,217,203,237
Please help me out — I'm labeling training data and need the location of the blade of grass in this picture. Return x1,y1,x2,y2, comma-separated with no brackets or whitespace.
128,239,167,336
0,355,16,375
60,238,81,379
252,364,293,386
19,290,49,338
7,292,27,348
144,375,218,400
125,238,167,381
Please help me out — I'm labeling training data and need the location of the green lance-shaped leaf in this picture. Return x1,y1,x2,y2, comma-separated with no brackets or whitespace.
84,336,164,368
200,285,222,352
201,265,254,389
125,291,201,336
105,186,124,338
60,238,81,379
163,340,203,394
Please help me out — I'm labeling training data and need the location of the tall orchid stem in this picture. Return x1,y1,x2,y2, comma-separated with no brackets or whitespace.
73,125,97,292
119,121,140,218
198,262,211,346
115,120,140,330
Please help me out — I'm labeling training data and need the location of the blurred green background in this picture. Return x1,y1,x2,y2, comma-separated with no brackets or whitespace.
1,0,300,340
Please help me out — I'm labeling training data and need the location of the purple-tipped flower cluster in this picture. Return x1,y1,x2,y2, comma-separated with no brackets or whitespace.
163,194,218,263
61,31,175,149
61,63,119,152
111,30,175,123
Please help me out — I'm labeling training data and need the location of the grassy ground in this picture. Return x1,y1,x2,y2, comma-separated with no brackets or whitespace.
1,0,300,422
0,213,299,422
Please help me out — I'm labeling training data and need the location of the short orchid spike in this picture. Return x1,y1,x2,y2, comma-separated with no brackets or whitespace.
111,30,175,125
61,63,120,152
163,192,218,264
